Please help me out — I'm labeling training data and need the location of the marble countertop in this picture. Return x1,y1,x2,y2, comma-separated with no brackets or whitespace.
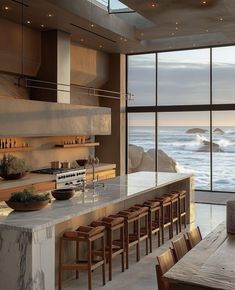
0,171,191,232
0,163,116,191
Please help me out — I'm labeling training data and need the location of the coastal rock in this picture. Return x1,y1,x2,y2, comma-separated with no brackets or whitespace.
213,128,224,134
197,140,223,152
158,149,177,172
128,145,144,169
186,128,208,134
128,145,177,173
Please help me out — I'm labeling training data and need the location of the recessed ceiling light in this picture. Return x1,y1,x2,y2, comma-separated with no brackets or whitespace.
3,6,10,11
120,37,123,40
26,20,31,24
99,45,103,48
175,27,178,30
91,23,95,28
219,17,223,21
80,38,84,42
171,32,175,36
175,22,178,25
40,24,45,28
124,39,128,42
206,29,209,32
151,3,156,7
47,13,54,17
202,1,207,4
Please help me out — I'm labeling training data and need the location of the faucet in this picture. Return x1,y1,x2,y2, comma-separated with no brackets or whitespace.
88,155,105,190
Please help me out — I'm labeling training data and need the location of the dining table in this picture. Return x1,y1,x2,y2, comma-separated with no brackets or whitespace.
164,221,235,290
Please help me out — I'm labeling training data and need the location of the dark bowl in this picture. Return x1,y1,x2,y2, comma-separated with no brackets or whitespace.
51,188,75,200
76,159,88,167
0,172,27,180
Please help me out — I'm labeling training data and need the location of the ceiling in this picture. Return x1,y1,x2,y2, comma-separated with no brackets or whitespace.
0,0,235,54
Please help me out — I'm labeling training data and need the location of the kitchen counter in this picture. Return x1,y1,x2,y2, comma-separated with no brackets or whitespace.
0,171,194,290
0,163,116,191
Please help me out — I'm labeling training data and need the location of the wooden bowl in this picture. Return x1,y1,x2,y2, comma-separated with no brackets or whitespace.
51,188,75,200
5,199,50,211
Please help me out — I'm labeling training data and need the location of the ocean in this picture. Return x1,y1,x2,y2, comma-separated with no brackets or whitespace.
128,126,235,192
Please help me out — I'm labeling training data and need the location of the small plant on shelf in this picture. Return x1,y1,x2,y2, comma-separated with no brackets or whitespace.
9,189,50,203
0,154,29,180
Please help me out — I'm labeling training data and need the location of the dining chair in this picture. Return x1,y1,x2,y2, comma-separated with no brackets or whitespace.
156,248,175,290
187,226,202,249
171,235,189,261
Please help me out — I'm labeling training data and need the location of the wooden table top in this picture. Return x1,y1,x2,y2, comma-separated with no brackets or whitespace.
164,222,235,290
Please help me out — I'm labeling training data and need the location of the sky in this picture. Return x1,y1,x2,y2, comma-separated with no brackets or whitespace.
128,46,235,126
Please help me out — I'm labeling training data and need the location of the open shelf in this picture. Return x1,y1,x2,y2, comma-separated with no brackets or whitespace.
55,142,100,148
0,147,33,153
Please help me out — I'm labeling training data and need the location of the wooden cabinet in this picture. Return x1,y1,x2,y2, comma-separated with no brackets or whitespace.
0,181,56,201
86,169,116,182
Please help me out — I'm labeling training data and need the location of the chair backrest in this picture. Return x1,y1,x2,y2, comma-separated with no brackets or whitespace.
171,236,189,261
156,249,175,290
187,226,202,249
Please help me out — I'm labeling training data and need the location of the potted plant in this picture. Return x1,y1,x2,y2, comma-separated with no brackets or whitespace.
5,189,50,211
0,154,29,180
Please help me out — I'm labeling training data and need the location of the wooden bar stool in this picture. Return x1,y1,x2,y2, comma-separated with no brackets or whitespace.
130,205,149,255
59,225,106,290
116,206,148,269
90,216,125,281
166,192,179,237
172,190,187,232
136,200,161,253
152,195,172,244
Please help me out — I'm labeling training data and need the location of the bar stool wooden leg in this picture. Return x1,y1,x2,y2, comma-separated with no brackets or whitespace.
108,230,112,281
102,236,106,286
125,222,129,269
161,205,164,244
88,240,92,290
149,211,153,253
76,241,79,279
121,227,125,272
145,214,149,255
58,239,63,290
136,219,140,262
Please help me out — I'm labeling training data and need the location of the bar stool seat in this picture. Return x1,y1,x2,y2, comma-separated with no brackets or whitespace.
91,216,125,281
59,225,106,290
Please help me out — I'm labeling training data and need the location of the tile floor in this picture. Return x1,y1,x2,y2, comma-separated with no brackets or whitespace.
63,203,226,290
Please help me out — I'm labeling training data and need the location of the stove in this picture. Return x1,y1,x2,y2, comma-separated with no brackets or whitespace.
32,168,86,189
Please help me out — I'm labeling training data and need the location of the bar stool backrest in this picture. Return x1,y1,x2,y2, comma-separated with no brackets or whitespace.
187,226,202,249
156,249,175,290
171,236,188,261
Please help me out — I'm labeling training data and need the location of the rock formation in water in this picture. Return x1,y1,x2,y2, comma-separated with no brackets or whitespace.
197,140,223,152
128,144,177,173
213,128,224,134
186,128,208,134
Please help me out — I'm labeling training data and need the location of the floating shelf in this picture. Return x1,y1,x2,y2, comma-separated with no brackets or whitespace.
0,147,33,153
55,142,100,148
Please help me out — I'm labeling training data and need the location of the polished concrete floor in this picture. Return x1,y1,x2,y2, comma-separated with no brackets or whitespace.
63,203,226,290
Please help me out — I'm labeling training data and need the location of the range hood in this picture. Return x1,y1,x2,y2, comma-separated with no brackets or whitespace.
0,98,111,137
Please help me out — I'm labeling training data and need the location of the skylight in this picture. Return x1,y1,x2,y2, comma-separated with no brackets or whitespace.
94,0,133,13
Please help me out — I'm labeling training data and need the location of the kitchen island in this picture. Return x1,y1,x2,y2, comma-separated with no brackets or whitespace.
0,171,194,290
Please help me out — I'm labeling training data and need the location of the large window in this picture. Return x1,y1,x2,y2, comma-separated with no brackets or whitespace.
158,112,210,190
158,49,210,106
128,54,156,107
127,46,235,193
128,113,156,173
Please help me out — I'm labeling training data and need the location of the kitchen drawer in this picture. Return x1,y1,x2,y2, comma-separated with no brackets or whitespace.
0,181,56,201
86,169,116,181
